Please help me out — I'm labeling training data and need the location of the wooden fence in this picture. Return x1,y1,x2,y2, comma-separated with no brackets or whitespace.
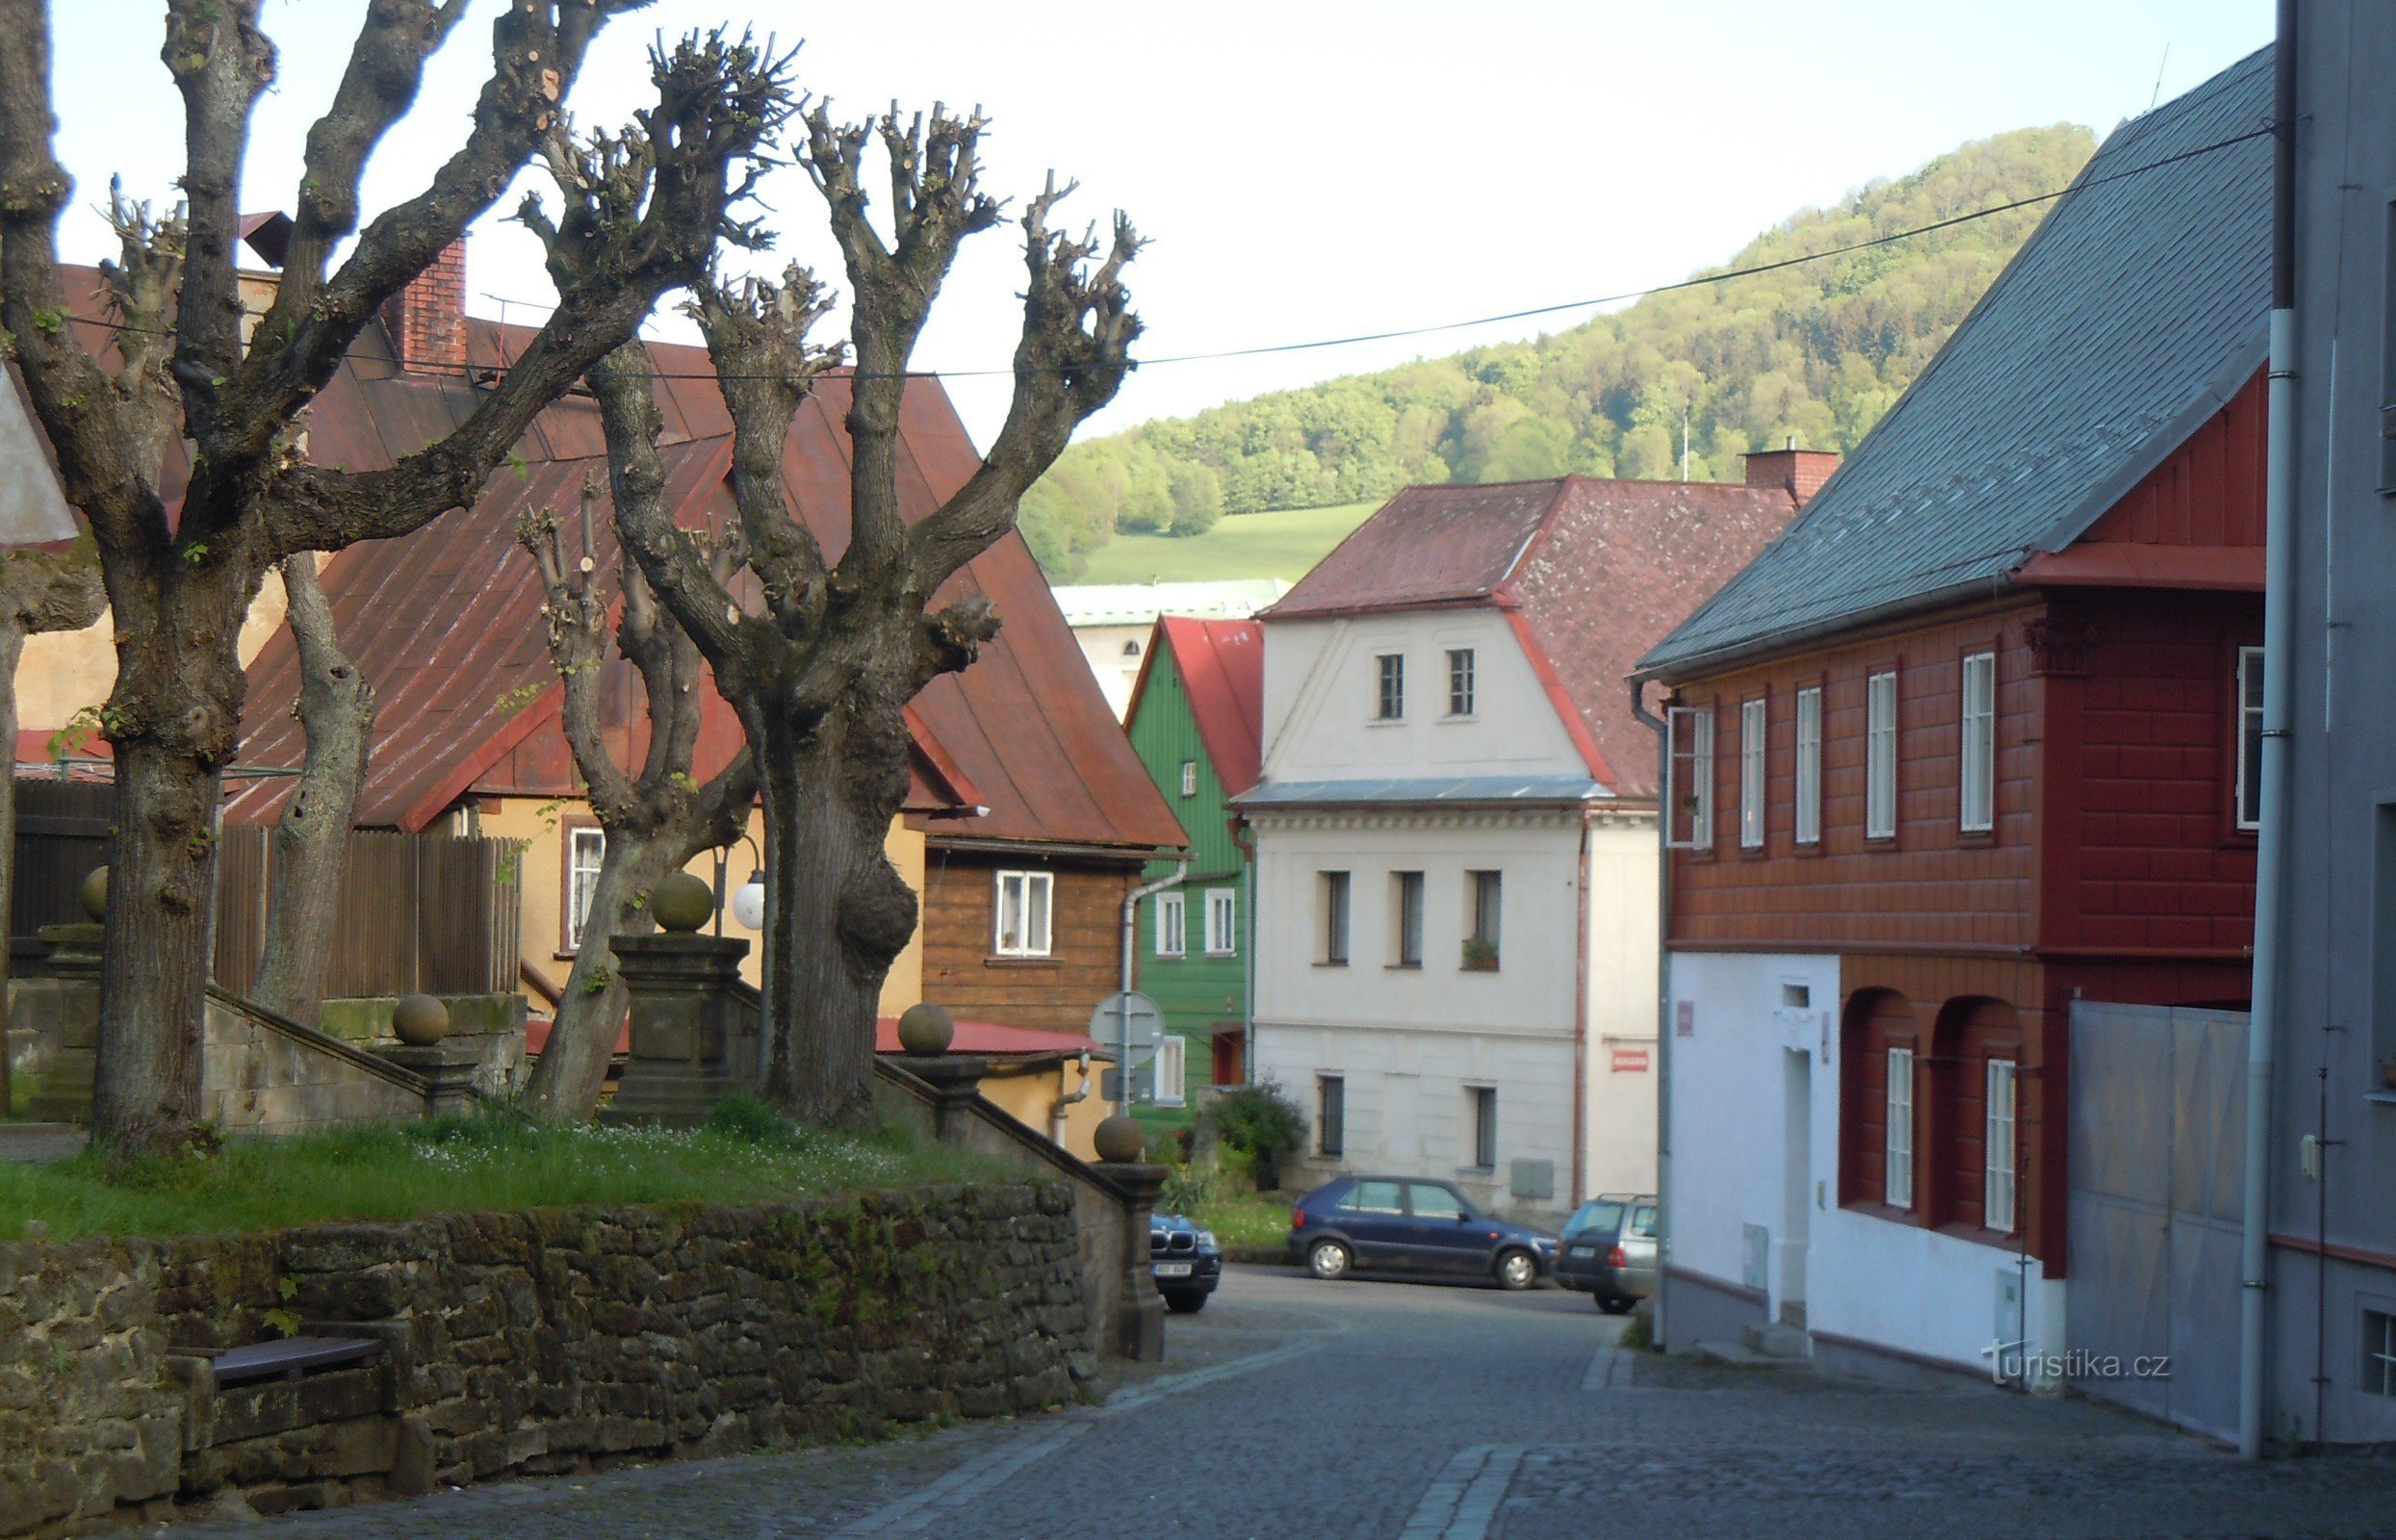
11,779,521,997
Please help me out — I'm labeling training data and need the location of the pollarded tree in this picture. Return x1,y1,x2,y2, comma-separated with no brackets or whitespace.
597,106,1141,1125
514,480,754,1119
0,0,793,1151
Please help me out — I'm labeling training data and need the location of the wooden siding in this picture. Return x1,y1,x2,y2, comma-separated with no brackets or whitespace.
1123,640,1250,1056
1668,599,2042,952
918,848,1136,1036
2077,372,2267,549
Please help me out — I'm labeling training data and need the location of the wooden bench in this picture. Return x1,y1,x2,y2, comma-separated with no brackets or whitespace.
209,1336,382,1388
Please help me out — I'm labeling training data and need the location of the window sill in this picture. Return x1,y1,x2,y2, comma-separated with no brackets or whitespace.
1934,1219,2025,1251
1155,954,1187,963
1367,717,1405,729
1202,949,1237,959
1841,1200,1920,1227
984,956,1060,968
2366,1091,2396,1107
1738,842,1767,858
1316,961,1351,969
1459,962,1501,974
1386,962,1424,971
1791,839,1824,858
1438,714,1478,725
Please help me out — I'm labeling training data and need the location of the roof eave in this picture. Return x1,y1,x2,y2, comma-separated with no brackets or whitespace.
1635,568,2025,687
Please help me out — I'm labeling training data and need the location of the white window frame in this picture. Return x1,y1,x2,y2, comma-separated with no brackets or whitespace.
566,825,606,951
1985,1058,2018,1233
1202,887,1237,957
1739,696,1767,850
1794,685,1822,846
1376,653,1405,721
1153,889,1186,959
1152,1037,1186,1107
1866,670,1898,840
1886,1045,1915,1210
1321,870,1351,965
1179,759,1198,798
994,869,1054,958
1961,651,1997,834
1447,648,1476,717
1666,705,1715,850
2235,646,2265,832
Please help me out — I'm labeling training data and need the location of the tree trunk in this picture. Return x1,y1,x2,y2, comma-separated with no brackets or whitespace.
520,827,678,1119
252,553,374,1029
755,717,916,1126
91,738,219,1149
0,621,21,1117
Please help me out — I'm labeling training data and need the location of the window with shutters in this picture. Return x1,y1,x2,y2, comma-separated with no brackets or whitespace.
1666,705,1714,850
1203,887,1237,956
1794,685,1822,846
1153,890,1185,959
1739,696,1767,850
1961,652,1996,834
1866,670,1898,840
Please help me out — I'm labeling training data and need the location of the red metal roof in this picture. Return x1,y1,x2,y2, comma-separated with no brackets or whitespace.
1139,617,1264,797
155,283,1185,852
873,1016,1102,1057
1264,476,1802,798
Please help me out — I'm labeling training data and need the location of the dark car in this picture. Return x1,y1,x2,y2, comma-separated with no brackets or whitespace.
1550,1193,1658,1313
1285,1176,1558,1290
1150,1210,1223,1313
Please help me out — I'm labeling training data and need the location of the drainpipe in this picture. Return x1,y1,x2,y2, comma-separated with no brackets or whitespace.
1630,680,1674,1348
1119,861,1190,1113
1572,808,1592,1210
2238,1,2298,1462
1050,1048,1094,1143
1232,815,1258,1086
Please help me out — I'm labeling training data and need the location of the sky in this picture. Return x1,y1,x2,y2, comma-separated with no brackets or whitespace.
42,2,2272,449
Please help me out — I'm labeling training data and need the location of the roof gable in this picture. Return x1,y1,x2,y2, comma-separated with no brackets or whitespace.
1643,46,2274,676
1135,617,1264,798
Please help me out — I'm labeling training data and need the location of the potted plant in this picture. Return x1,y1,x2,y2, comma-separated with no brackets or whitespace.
1461,936,1500,971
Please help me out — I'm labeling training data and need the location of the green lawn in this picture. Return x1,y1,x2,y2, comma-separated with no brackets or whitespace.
0,1102,998,1241
1072,501,1378,586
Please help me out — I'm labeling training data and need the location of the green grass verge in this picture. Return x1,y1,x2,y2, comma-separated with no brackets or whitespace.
0,1101,1001,1242
1183,1191,1291,1251
1071,501,1378,585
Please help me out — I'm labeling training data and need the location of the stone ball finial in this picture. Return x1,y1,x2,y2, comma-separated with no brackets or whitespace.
650,871,715,933
77,865,108,921
1093,1114,1146,1165
391,993,451,1047
896,1002,955,1057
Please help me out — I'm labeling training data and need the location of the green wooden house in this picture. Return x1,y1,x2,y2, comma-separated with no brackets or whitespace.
1122,618,1264,1094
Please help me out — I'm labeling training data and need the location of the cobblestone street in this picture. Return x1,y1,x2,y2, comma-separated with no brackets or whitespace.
173,1265,2396,1539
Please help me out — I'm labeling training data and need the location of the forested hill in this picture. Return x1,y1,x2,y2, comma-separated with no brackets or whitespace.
1022,123,2099,579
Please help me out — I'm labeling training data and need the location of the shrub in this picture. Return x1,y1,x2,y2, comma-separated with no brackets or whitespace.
1206,1082,1305,1162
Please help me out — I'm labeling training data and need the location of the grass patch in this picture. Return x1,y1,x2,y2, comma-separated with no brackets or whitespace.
1183,1191,1291,1250
1072,501,1378,585
0,1099,1001,1242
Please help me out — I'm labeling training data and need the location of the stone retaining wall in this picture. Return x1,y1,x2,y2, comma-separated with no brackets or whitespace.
0,1182,1089,1536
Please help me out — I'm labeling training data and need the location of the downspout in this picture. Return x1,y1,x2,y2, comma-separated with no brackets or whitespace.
2239,1,2298,1461
1050,1048,1093,1143
1232,815,1258,1086
1572,808,1592,1210
1120,861,1190,1112
1631,680,1674,1348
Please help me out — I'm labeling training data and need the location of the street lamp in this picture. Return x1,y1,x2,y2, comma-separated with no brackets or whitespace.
710,833,765,935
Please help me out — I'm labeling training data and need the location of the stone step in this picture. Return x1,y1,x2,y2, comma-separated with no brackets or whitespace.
1691,1339,1805,1370
0,1121,89,1163
1741,1321,1812,1359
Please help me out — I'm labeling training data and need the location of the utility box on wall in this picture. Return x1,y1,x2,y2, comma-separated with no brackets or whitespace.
1509,1159,1555,1201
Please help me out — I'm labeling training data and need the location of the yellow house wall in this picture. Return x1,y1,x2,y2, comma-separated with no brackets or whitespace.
975,1055,1109,1164
16,568,292,743
482,794,925,1019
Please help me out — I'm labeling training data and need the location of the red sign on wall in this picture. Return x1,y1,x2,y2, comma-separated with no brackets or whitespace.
1610,1047,1651,1073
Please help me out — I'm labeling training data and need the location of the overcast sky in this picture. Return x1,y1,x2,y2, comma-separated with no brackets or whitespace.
44,2,2270,448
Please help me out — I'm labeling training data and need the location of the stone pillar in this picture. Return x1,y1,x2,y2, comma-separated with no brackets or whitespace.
904,1055,992,1145
1102,1161,1170,1362
378,1038,486,1118
604,931,755,1126
22,920,103,1124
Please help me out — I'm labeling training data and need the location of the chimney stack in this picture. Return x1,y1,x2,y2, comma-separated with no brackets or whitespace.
1742,438,1840,505
380,237,468,376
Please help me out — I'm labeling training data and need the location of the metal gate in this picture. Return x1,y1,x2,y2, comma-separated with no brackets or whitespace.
2067,1001,2247,1440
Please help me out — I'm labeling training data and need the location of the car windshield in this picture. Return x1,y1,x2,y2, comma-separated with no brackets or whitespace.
1561,1199,1625,1239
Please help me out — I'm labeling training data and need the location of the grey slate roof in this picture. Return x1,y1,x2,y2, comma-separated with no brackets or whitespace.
1640,45,2273,677
1231,775,1606,808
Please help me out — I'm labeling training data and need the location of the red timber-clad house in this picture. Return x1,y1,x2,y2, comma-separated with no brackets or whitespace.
1633,48,2270,1389
17,219,1183,1110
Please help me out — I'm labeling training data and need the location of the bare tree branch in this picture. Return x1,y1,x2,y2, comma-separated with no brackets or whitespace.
161,0,276,446
518,478,638,818
907,189,1143,600
96,181,189,483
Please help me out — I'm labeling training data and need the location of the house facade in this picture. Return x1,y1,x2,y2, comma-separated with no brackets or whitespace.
1122,618,1264,1095
1638,50,2270,1395
2270,2,2396,1448
1239,473,1809,1220
1053,579,1287,719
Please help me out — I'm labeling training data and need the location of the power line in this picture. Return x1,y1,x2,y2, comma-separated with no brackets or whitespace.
53,121,2272,386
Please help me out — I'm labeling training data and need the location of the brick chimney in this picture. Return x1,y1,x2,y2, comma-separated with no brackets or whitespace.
1742,438,1840,505
379,237,467,375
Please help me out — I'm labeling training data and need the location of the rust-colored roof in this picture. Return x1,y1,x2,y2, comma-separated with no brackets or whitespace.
873,1016,1102,1058
1266,476,1801,797
1135,617,1264,797
108,274,1189,851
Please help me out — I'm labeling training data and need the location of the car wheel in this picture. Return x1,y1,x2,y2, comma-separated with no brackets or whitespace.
1163,1289,1208,1315
1597,1293,1634,1315
1307,1239,1353,1281
1494,1248,1538,1291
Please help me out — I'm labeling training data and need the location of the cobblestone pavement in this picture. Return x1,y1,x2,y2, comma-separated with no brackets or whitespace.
172,1265,2396,1539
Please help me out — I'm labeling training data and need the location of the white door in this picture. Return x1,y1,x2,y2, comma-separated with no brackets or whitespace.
1382,1073,1419,1168
1779,1048,1811,1318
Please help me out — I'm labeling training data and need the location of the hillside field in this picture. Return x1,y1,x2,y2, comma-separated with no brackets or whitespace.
1068,500,1378,586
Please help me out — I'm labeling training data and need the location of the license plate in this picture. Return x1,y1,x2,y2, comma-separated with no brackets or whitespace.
1568,1245,1596,1259
1154,1262,1194,1278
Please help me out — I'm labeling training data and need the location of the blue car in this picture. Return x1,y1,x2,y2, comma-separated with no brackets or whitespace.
1285,1175,1558,1290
